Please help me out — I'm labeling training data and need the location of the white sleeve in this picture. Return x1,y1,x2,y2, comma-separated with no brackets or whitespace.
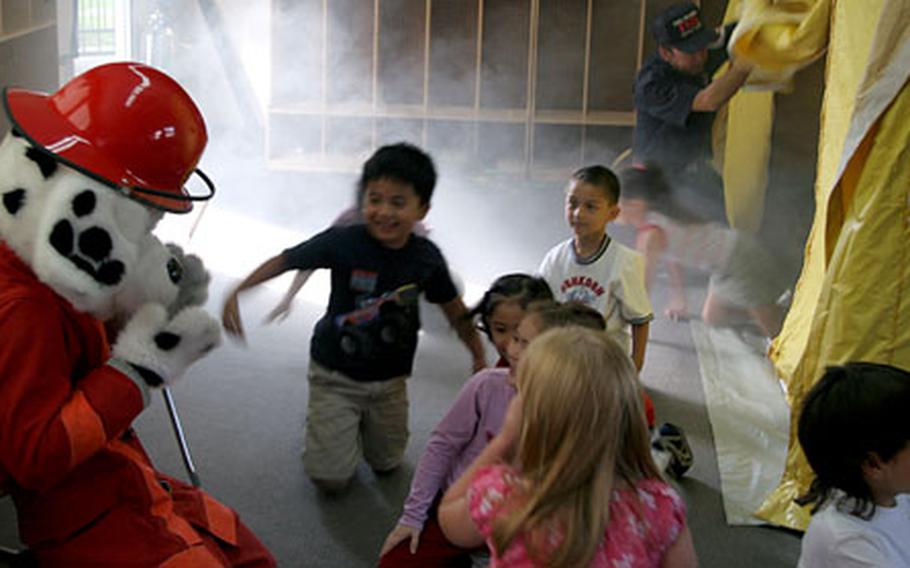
617,249,653,324
537,246,560,296
799,510,895,568
800,533,893,568
537,247,553,278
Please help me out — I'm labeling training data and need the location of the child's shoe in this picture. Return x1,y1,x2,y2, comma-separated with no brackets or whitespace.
652,422,693,479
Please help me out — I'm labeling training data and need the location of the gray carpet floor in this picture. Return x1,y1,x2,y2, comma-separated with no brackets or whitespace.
0,277,803,567
0,171,803,567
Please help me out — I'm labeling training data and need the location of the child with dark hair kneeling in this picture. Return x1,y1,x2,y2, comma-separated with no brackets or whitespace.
797,362,910,567
222,143,485,493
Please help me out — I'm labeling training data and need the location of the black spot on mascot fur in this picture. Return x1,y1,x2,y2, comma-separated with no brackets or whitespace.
154,332,181,351
78,227,112,261
72,190,96,217
2,188,25,215
25,147,58,179
50,219,125,286
50,220,74,255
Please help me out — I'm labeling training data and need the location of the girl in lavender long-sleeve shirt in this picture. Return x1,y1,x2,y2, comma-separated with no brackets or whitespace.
379,295,607,567
378,274,552,566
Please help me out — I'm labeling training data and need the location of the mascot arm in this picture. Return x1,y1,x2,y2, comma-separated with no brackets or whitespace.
0,299,147,492
111,303,222,386
109,240,220,386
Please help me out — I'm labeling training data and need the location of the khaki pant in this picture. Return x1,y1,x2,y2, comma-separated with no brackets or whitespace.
303,361,409,481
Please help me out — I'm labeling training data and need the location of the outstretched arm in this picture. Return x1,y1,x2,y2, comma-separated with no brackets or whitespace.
265,269,314,323
222,254,289,340
380,373,488,557
439,298,486,372
692,57,752,112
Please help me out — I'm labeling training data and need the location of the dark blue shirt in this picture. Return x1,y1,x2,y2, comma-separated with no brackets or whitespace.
283,224,457,381
633,46,728,171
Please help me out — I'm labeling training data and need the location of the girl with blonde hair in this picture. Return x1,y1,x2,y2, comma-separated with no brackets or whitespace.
438,327,697,567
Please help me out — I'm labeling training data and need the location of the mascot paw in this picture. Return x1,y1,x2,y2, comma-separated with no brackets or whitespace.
165,243,211,314
112,303,222,386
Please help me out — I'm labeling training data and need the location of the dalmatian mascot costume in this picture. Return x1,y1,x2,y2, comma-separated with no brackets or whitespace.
0,63,275,566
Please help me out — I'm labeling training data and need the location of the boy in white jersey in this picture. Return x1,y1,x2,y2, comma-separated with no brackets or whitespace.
538,165,653,371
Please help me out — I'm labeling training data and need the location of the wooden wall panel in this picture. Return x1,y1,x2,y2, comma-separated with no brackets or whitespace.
536,0,586,111
271,0,323,105
480,0,530,109
477,122,525,168
270,114,322,157
589,0,641,112
267,0,683,174
428,1,477,107
325,116,373,155
583,125,634,165
377,117,423,146
426,120,474,163
379,0,425,105
534,124,582,168
326,0,373,104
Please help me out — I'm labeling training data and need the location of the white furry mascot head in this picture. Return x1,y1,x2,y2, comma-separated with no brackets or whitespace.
0,62,214,317
1,62,220,384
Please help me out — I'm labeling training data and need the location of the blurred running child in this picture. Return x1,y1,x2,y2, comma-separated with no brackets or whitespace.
222,143,485,493
796,362,910,567
538,165,653,371
617,166,787,337
438,327,697,568
379,299,612,567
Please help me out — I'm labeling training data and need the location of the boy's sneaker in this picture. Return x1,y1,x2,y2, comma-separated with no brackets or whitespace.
652,422,693,479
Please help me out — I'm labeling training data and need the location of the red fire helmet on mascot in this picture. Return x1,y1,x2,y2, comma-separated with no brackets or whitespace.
2,62,215,213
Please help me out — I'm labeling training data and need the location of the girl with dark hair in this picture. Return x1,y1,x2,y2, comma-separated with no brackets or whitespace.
379,274,552,566
796,362,910,567
468,273,554,367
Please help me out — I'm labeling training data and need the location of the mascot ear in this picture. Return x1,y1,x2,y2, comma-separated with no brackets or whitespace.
0,132,55,259
110,238,213,327
108,239,218,386
111,235,180,323
164,243,211,315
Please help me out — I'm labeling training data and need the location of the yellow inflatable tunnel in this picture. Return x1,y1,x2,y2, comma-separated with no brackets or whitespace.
720,0,910,531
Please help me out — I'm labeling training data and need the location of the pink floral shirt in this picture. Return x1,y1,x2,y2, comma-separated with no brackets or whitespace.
469,465,686,567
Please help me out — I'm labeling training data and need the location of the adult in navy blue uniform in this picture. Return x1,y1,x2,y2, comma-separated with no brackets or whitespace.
633,2,751,224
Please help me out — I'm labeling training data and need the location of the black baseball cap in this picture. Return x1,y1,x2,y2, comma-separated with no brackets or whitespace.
652,2,718,53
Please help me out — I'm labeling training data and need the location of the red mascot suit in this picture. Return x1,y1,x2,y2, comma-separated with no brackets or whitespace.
0,62,275,567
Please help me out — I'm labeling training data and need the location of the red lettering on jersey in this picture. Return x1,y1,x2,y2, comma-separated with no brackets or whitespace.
561,276,605,297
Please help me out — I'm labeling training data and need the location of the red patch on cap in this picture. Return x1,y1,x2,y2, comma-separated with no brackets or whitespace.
673,10,702,38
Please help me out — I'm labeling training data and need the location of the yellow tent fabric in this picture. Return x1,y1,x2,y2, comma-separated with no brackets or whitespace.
716,88,773,233
716,0,828,233
726,0,910,531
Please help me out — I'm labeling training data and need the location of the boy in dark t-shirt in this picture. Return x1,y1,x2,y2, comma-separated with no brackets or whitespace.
632,2,751,223
222,144,485,492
